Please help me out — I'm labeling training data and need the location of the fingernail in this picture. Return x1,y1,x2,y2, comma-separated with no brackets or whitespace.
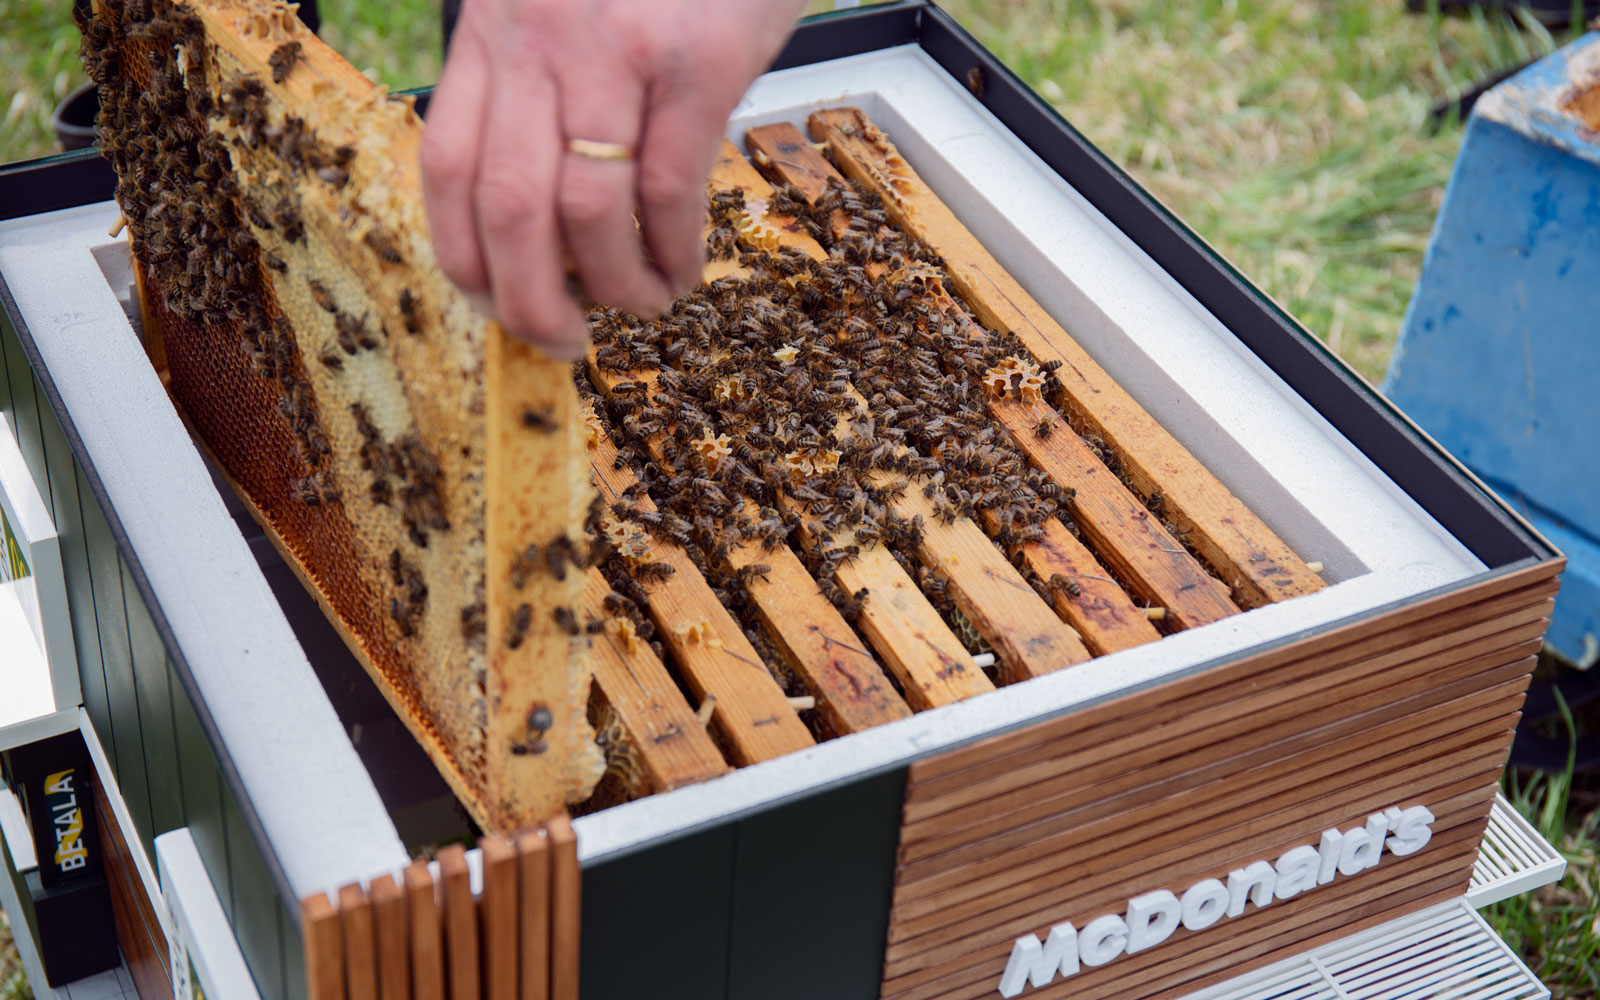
542,332,588,362
464,289,495,317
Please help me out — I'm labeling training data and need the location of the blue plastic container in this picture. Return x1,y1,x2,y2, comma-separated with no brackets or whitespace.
1386,32,1600,664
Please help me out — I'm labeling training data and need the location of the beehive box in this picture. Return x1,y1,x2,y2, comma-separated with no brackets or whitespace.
0,2,1564,998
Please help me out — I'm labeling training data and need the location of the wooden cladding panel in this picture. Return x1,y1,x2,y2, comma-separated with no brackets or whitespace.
91,781,172,1000
304,815,579,1000
881,563,1558,1000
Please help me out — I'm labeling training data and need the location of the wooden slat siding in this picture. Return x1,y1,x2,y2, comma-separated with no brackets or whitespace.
482,835,519,1000
338,882,379,1000
876,571,1558,1000
221,777,287,998
92,782,172,1000
710,141,1090,681
745,123,1163,653
889,726,1519,944
516,828,552,1000
437,845,479,1000
583,568,732,792
547,815,581,1000
907,567,1560,790
806,107,1325,610
404,859,447,1000
884,832,1489,1000
904,600,1554,825
367,874,411,1000
78,463,152,840
900,612,1549,843
584,431,816,762
884,788,1497,996
781,504,994,709
303,893,346,1000
897,662,1534,873
122,557,183,857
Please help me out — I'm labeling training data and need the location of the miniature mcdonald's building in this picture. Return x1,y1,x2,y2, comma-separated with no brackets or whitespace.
0,2,1571,998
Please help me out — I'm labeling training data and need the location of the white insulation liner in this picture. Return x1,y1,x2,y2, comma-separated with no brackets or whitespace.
0,45,1483,890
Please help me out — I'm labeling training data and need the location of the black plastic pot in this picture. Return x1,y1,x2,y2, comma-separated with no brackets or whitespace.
50,83,99,152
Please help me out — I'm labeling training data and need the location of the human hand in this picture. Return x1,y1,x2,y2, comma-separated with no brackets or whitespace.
420,0,808,358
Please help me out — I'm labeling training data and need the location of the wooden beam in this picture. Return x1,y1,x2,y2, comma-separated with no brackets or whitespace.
584,566,732,791
403,860,445,999
516,828,552,1000
481,835,520,1000
805,108,1325,609
302,892,345,1000
437,846,479,1000
547,815,582,1000
337,882,378,1000
366,874,410,1000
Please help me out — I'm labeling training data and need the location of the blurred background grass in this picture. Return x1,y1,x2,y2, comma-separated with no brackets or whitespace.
1,0,1595,996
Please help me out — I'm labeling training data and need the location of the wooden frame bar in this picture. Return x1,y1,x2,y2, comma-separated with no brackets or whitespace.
805,107,1326,611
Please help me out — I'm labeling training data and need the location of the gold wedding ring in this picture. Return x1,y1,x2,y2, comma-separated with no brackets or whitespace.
566,138,636,162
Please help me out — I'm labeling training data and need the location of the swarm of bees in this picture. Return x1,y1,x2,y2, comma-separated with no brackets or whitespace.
585,178,1078,631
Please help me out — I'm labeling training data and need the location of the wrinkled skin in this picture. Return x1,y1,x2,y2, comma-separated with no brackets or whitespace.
421,0,807,357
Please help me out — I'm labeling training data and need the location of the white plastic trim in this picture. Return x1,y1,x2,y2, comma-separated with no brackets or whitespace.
157,828,263,1000
1173,900,1548,1000
1467,793,1568,909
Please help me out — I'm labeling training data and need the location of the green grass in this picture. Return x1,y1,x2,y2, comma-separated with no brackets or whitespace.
1,1,1595,996
0,911,30,1000
938,0,1581,383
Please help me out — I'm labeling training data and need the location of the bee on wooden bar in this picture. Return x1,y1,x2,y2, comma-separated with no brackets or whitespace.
635,562,675,583
552,606,581,637
506,603,533,650
269,41,301,84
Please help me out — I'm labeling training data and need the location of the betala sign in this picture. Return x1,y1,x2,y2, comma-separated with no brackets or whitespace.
998,804,1437,997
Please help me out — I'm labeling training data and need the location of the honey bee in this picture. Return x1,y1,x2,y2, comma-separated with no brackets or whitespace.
308,279,336,313
506,603,532,650
268,41,301,84
552,606,581,637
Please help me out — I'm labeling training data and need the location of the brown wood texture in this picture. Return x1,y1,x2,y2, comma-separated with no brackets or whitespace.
745,122,1185,646
437,845,479,1000
710,139,1089,681
367,874,411,1000
548,815,582,1000
805,108,1325,610
482,835,519,1000
338,881,379,1000
517,828,552,1000
584,429,816,762
303,893,345,1000
879,558,1559,1000
91,785,171,1000
307,819,576,1000
583,567,732,792
403,860,445,999
584,371,912,736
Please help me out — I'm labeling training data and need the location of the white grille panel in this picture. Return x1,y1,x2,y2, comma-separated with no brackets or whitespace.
1176,900,1548,1000
1468,794,1567,908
